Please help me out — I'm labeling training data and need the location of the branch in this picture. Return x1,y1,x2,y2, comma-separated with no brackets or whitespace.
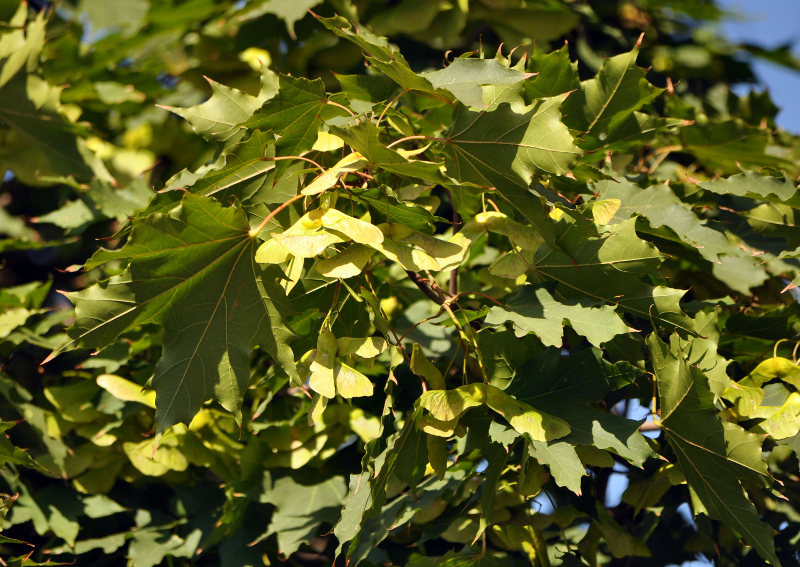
440,185,463,297
406,270,445,305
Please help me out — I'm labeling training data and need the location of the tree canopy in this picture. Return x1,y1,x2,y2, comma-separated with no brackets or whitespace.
1,1,800,566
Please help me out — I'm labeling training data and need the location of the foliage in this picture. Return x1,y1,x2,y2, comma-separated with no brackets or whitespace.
1,0,800,566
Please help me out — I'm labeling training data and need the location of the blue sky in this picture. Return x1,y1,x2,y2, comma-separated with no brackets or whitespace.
717,0,800,133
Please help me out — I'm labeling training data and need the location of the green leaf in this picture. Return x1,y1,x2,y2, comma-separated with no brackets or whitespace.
316,16,437,92
165,130,276,202
477,442,508,539
508,349,655,468
35,198,95,230
441,98,581,185
331,121,445,182
595,111,686,151
0,422,52,475
485,286,631,347
261,474,347,555
471,4,579,42
238,0,323,38
368,0,447,38
127,525,200,567
333,472,372,558
56,194,298,431
420,57,528,108
680,120,793,173
243,75,348,157
648,333,780,566
475,328,542,389
699,170,797,203
592,178,768,294
534,217,698,334
562,43,663,149
529,439,585,494
162,71,276,141
394,424,428,489
592,502,651,558
0,74,100,183
0,4,46,89
622,464,685,515
0,308,36,339
525,45,580,99
79,0,149,39
354,187,437,233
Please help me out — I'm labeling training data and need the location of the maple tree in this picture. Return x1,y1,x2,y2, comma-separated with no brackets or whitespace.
1,1,800,566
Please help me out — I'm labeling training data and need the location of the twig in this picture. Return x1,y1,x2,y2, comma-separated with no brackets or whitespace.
248,193,304,238
441,185,463,297
326,99,356,116
375,89,407,127
386,135,442,149
405,270,444,305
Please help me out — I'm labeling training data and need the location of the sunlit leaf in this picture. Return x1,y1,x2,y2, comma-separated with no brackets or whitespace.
335,361,374,398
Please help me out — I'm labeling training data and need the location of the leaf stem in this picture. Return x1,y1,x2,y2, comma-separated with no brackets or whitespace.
326,99,356,116
386,135,443,149
248,193,304,238
451,291,503,306
267,155,325,173
441,185,463,296
364,273,411,362
375,89,407,127
398,307,445,343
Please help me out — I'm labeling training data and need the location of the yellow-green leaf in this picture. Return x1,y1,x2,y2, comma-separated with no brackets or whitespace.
123,435,189,477
485,385,571,442
315,244,375,279
418,384,486,421
272,231,343,258
592,198,621,225
308,330,337,398
336,336,387,358
411,344,445,390
255,239,292,264
427,434,448,479
96,374,156,409
417,413,459,437
301,152,366,195
334,361,374,398
319,208,385,244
